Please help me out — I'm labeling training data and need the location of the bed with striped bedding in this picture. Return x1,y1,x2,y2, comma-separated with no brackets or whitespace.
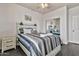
17,33,61,56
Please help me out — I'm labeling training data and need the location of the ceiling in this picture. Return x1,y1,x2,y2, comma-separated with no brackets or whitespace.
17,3,79,14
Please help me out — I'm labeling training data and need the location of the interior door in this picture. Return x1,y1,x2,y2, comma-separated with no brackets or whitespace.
72,16,79,43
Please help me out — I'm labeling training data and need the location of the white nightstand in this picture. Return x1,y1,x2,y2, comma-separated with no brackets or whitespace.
1,36,16,53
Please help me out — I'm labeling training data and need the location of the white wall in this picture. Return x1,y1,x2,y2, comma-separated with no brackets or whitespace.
0,4,16,36
0,4,43,37
69,6,79,43
43,6,68,44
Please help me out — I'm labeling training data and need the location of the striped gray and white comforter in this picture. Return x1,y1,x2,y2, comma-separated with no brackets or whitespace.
18,33,61,56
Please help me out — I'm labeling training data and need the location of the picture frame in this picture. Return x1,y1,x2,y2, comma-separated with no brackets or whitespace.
25,15,32,21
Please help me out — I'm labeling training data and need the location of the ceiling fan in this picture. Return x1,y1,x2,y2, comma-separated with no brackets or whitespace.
41,3,48,8
34,3,49,9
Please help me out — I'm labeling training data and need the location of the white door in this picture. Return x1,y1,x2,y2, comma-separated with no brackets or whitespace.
72,16,79,44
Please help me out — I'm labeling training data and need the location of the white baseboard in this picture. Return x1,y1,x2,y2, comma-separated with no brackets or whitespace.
62,42,68,45
69,41,79,44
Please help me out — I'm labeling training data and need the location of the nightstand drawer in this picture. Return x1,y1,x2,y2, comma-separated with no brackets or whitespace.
3,41,15,46
3,39,15,44
3,44,15,51
2,37,16,41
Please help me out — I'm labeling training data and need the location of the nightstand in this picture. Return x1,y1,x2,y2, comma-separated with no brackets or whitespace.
1,36,16,53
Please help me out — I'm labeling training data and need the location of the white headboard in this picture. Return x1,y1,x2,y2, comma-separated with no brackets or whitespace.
16,23,37,34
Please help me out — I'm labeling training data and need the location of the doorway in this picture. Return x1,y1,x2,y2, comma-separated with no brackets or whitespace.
46,18,60,34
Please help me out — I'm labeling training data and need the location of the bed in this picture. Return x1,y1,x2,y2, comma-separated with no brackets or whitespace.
17,33,61,56
17,23,61,56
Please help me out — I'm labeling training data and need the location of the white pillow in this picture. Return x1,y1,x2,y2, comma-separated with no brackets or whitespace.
23,29,32,34
40,33,53,37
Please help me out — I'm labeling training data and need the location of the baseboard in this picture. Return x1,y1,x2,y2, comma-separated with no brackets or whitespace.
62,42,68,45
69,41,79,45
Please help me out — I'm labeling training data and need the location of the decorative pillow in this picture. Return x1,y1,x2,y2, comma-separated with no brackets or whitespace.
31,29,40,36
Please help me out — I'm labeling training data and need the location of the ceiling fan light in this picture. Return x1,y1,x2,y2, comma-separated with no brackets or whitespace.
41,3,48,8
41,3,45,8
45,3,48,8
